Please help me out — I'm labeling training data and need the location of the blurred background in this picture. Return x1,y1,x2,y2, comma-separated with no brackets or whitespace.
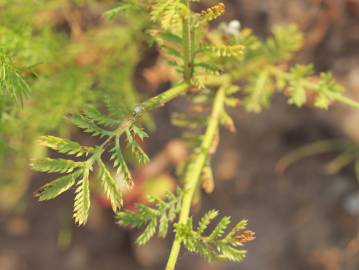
1,0,359,269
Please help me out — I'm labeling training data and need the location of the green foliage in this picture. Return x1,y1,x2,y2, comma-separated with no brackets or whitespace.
110,138,133,188
198,44,244,58
32,106,150,225
1,0,358,268
199,3,225,23
39,136,94,157
32,146,97,225
197,209,219,233
150,0,188,30
266,24,303,61
34,173,78,201
117,189,183,245
70,114,112,138
175,211,252,262
32,158,84,174
73,167,91,225
315,72,344,109
98,159,123,212
222,24,359,113
171,84,239,159
243,70,272,113
125,128,150,164
104,0,143,19
0,53,31,104
286,64,314,106
275,64,346,109
0,0,147,210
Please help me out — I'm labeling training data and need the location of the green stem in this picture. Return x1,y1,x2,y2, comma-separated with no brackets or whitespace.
330,92,359,109
165,86,226,270
101,82,190,148
183,0,193,81
140,82,190,111
325,151,354,174
275,139,344,174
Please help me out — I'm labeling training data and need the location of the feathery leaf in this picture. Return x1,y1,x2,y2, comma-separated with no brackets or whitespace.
39,136,94,157
98,159,123,212
73,168,91,226
70,115,112,138
110,138,133,187
32,158,84,173
34,173,78,201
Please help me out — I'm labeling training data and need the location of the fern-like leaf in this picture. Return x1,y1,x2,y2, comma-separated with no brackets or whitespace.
110,138,133,187
98,159,123,212
104,0,142,19
243,70,272,113
197,209,219,234
32,158,84,173
73,168,91,226
175,211,254,262
314,72,344,109
198,45,244,58
199,2,225,23
266,24,303,61
82,107,120,128
34,173,78,201
208,216,231,241
70,115,112,138
287,64,314,107
39,136,94,157
0,54,31,104
158,213,169,238
136,219,158,245
104,96,131,121
150,0,189,30
116,189,183,244
125,129,149,164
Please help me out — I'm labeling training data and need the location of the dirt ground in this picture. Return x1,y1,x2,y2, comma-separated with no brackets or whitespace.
1,1,359,270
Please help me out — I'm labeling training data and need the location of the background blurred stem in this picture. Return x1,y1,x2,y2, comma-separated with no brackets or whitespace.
182,0,193,81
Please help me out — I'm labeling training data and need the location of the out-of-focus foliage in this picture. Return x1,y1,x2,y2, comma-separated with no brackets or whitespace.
205,23,354,113
277,139,359,182
0,0,147,210
4,0,359,268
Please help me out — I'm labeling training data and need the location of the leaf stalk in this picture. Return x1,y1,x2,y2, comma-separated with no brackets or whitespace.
165,85,226,270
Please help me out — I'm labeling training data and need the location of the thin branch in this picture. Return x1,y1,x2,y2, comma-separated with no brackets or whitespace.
165,85,226,270
100,82,190,149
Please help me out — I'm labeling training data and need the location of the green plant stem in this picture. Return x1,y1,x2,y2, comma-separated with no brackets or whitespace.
330,92,359,109
326,151,353,174
182,0,193,81
165,86,226,270
101,82,190,148
275,139,344,174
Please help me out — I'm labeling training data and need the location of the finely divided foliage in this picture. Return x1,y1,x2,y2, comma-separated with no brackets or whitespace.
117,189,183,245
30,0,359,269
32,106,149,225
175,213,253,261
0,53,31,104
